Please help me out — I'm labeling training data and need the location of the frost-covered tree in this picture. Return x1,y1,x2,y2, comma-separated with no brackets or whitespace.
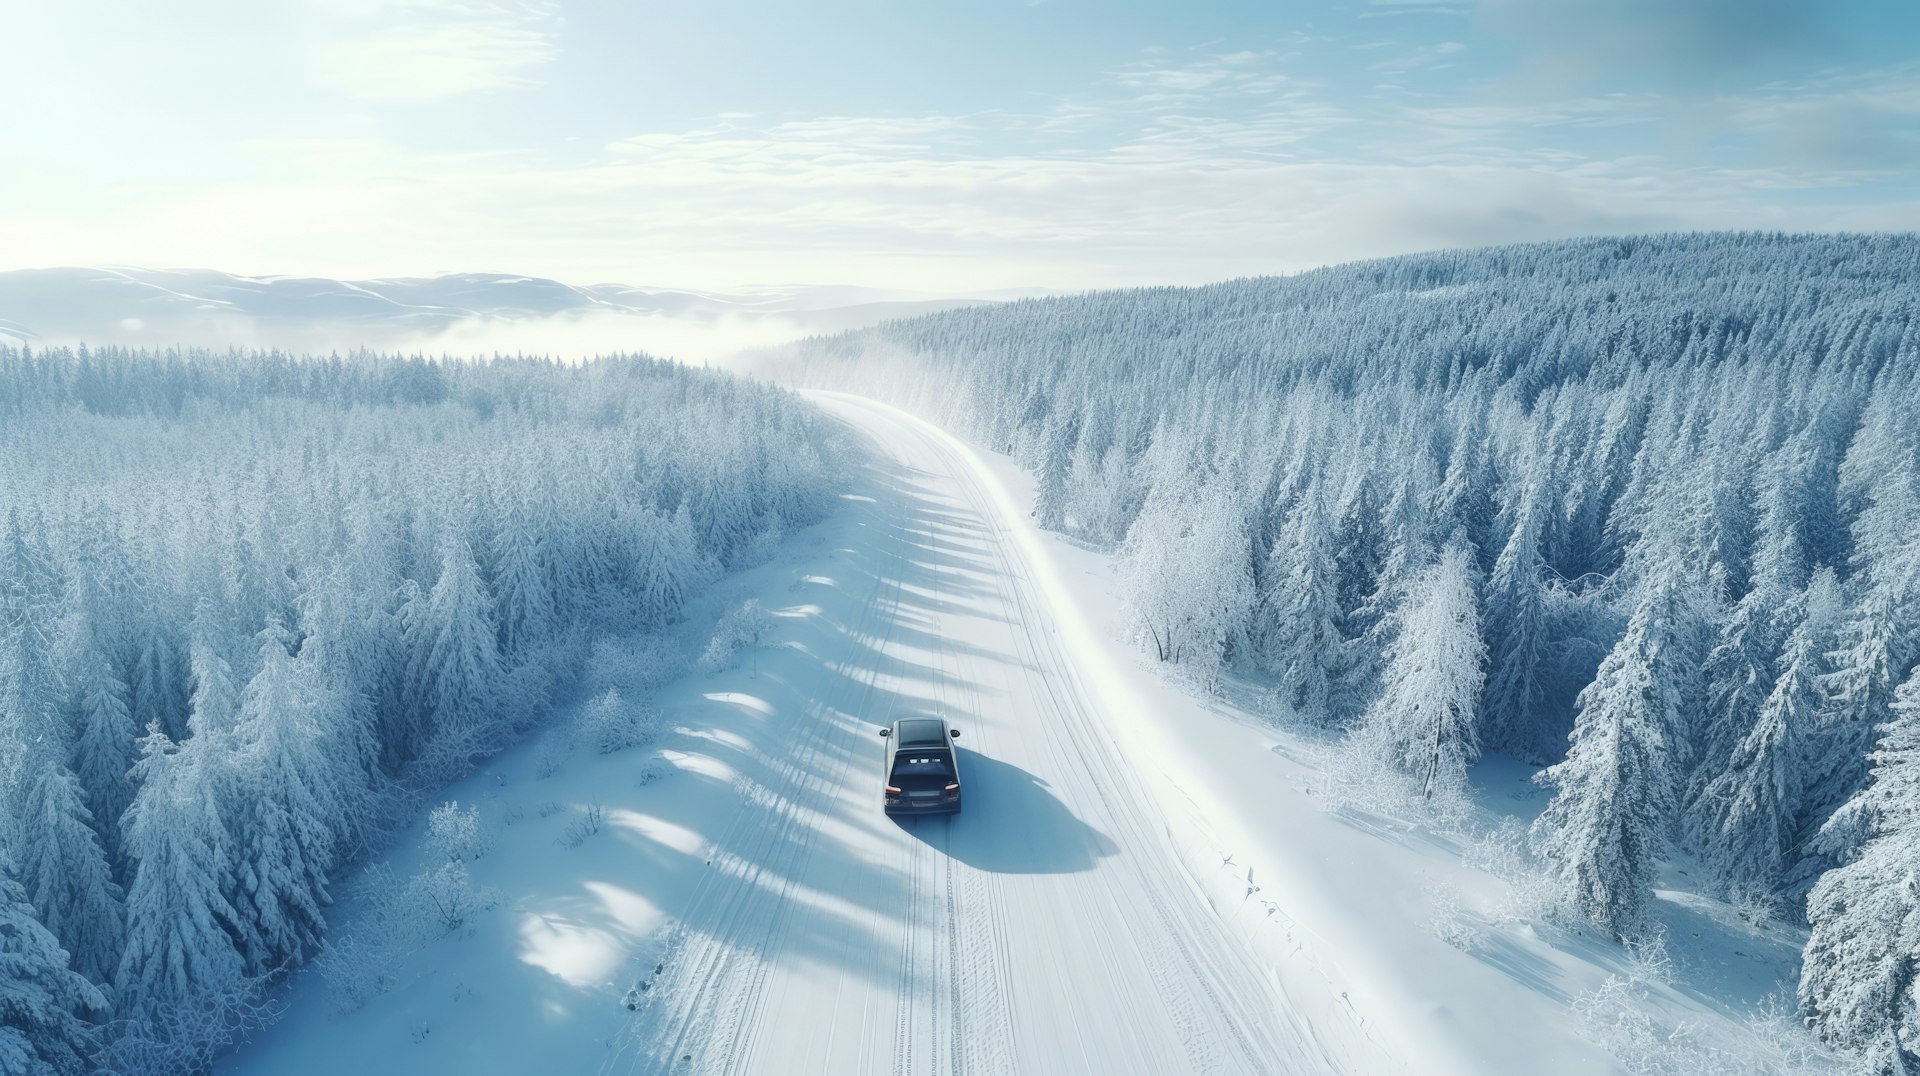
13,762,123,989
631,505,701,627
1348,457,1439,696
1125,484,1255,683
425,801,483,864
57,580,137,868
1033,408,1076,532
1800,668,1920,1071
405,539,505,778
0,626,121,989
1432,416,1500,570
230,622,345,973
1698,569,1843,903
116,728,246,1027
129,620,185,744
491,502,555,663
1480,477,1554,761
290,562,390,821
1689,562,1792,825
0,845,104,1076
183,626,241,742
1795,570,1918,893
1351,539,1484,801
1533,569,1700,940
1254,484,1351,718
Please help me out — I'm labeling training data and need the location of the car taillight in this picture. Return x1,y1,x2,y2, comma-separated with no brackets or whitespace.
885,786,901,795
944,783,959,792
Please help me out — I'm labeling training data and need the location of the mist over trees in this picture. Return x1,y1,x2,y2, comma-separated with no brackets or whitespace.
0,347,838,1072
793,232,1920,1065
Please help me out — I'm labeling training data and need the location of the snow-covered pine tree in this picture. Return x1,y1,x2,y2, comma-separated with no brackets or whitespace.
630,505,694,627
1532,566,1701,940
0,844,105,1076
6,601,123,985
57,579,137,869
1698,568,1843,904
12,760,123,989
184,618,242,741
115,727,246,1027
1687,505,1802,831
1033,408,1076,532
1066,403,1118,539
129,618,186,744
231,621,347,974
1351,538,1484,801
1793,569,1918,896
0,512,64,736
405,538,505,780
1432,410,1500,571
1257,483,1353,721
491,500,554,663
1479,474,1554,762
1799,667,1920,1072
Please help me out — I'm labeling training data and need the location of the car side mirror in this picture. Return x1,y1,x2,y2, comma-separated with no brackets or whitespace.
949,729,960,738
878,728,890,738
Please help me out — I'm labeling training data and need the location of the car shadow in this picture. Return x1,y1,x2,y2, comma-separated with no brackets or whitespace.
892,748,1117,874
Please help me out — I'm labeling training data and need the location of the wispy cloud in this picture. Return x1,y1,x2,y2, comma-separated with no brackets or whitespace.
1109,50,1294,102
309,0,560,102
1366,40,1464,75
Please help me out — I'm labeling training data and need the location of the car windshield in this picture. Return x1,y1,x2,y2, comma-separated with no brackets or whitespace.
896,718,946,747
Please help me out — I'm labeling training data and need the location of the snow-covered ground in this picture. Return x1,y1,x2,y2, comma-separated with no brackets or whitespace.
223,394,1805,1075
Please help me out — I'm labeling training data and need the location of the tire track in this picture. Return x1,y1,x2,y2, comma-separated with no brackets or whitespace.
620,473,911,1075
898,404,1310,1074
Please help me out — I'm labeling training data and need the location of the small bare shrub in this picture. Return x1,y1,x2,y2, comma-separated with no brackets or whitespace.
534,734,572,779
415,862,484,933
558,803,606,849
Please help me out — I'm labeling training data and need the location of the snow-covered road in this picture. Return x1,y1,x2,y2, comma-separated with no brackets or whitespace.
615,393,1329,1074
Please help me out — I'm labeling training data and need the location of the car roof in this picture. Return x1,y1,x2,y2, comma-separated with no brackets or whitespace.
895,717,947,747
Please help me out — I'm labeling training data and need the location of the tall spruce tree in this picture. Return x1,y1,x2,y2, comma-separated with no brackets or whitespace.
1800,668,1920,1072
1533,567,1701,940
1698,569,1843,903
0,845,104,1076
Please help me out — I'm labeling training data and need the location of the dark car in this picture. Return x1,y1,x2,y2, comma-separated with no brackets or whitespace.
878,716,962,815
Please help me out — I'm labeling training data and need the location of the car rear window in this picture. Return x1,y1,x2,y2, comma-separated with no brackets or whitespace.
897,718,946,747
890,749,954,781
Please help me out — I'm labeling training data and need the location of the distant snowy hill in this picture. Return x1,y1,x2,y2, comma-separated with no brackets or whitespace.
0,266,1036,356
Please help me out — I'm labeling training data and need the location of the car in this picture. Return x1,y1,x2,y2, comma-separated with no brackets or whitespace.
878,716,962,815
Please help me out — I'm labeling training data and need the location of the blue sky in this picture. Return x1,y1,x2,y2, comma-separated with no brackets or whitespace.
4,0,1918,291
